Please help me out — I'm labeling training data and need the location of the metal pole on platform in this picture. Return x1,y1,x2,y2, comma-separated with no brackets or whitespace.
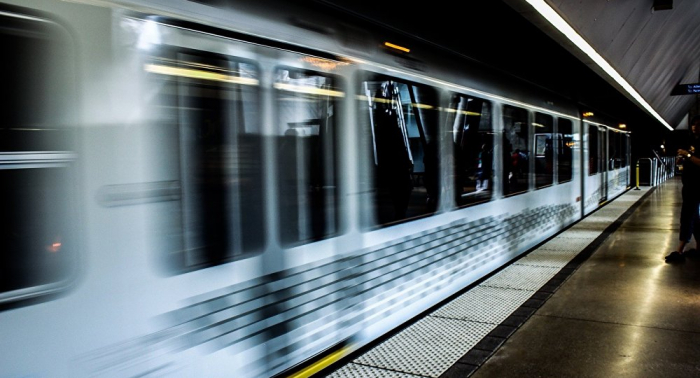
634,160,641,190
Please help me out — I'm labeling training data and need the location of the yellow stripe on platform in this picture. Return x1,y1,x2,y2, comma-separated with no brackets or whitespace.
287,346,352,378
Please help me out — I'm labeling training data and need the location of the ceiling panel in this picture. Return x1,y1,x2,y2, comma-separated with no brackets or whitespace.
508,0,700,129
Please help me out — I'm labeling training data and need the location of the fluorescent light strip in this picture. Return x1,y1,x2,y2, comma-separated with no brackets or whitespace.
525,0,673,131
145,64,259,86
274,83,345,98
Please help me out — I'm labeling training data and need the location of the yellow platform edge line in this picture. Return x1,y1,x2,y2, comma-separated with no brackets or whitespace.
287,346,353,378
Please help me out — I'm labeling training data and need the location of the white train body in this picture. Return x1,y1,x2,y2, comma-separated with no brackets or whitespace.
0,1,630,377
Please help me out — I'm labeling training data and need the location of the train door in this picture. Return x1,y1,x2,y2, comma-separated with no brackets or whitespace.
583,122,605,214
625,133,631,186
606,128,627,198
601,127,608,203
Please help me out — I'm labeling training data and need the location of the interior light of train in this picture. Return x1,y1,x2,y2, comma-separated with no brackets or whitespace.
301,56,350,71
172,60,237,73
525,0,673,130
619,124,627,128
273,83,345,97
443,108,481,116
582,112,594,117
384,42,410,53
356,95,393,104
532,122,545,128
144,64,260,85
47,241,61,253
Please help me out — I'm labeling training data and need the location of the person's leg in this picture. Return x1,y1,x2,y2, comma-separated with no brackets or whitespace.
667,197,694,261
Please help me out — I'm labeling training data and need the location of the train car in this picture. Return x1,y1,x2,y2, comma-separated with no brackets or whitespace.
0,0,631,377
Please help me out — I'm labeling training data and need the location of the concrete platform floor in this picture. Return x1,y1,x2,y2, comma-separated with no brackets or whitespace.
471,177,700,378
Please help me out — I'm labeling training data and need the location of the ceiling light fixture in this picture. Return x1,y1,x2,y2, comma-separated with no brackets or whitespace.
524,0,673,131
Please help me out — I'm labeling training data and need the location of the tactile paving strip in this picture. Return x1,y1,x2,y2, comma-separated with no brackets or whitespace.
430,286,534,324
514,248,579,268
539,237,595,252
354,316,494,377
479,265,561,291
327,363,427,378
557,229,603,240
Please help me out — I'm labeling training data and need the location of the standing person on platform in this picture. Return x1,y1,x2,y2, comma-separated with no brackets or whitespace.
665,115,700,262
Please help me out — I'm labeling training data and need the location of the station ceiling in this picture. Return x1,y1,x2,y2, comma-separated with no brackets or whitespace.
321,0,700,138
505,0,700,131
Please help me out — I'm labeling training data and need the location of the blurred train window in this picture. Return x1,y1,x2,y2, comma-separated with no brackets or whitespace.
534,113,554,189
147,48,264,269
447,93,493,207
588,124,601,175
359,74,440,228
622,134,630,168
557,118,573,183
0,13,77,300
502,105,530,196
608,130,621,169
1,168,76,295
0,15,72,151
274,68,340,246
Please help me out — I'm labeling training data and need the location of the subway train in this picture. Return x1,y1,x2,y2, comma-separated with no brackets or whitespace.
0,0,631,377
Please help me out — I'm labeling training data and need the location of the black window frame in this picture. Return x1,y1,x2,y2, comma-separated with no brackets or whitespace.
147,45,266,272
557,117,574,183
447,91,494,207
358,71,441,229
0,8,79,307
502,105,531,196
273,65,342,247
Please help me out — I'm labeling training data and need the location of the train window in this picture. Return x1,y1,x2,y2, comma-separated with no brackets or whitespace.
609,130,621,169
447,93,493,207
534,113,554,189
557,118,573,183
588,124,600,175
0,13,77,301
274,68,340,246
148,48,264,269
359,74,440,228
622,134,630,168
502,105,530,196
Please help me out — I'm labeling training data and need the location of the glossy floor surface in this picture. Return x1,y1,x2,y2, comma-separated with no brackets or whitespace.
472,177,700,378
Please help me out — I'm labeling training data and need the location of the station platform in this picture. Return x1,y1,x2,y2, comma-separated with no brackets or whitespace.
323,176,700,378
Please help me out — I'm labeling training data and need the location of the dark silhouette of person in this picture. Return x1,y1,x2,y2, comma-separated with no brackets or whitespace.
666,115,700,262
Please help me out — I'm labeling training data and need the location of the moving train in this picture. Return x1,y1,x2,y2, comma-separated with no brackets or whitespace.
0,0,631,377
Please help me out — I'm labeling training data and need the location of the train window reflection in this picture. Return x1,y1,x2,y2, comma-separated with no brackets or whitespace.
502,105,530,196
609,130,621,169
0,17,72,152
359,75,440,228
1,168,76,295
622,134,630,168
588,124,601,175
534,112,554,189
557,118,573,183
447,93,493,207
275,68,339,246
0,14,77,301
149,48,264,270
